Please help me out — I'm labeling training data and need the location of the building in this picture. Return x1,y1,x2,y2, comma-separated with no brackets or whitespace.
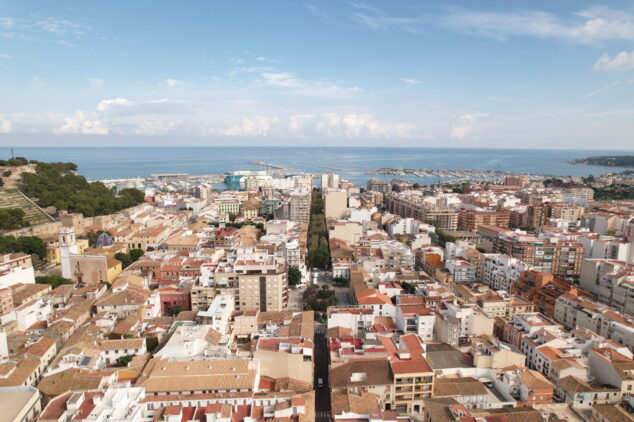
321,172,340,189
235,247,288,312
196,294,234,333
254,337,313,385
69,253,122,285
554,293,634,350
480,254,532,291
158,286,191,314
458,209,510,231
0,386,41,422
445,259,476,284
59,227,78,280
289,190,311,224
379,334,435,414
137,358,258,395
494,232,584,278
324,190,348,220
367,179,391,194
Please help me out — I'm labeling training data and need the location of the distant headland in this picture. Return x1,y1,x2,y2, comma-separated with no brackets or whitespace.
571,155,634,168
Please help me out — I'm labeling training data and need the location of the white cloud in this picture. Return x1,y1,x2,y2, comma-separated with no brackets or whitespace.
594,51,634,72
0,53,11,59
288,112,414,138
54,40,77,48
229,57,245,64
0,120,11,133
260,72,361,98
330,4,634,44
54,111,108,135
449,113,488,139
439,6,634,44
10,97,414,140
229,66,273,76
219,116,276,137
582,81,620,100
88,78,104,87
165,78,186,87
0,16,92,38
349,2,423,33
400,78,421,84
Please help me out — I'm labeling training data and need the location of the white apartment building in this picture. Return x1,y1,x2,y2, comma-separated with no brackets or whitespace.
446,259,476,284
327,307,374,338
395,304,435,341
480,254,532,291
554,293,634,350
197,294,234,333
0,263,35,290
386,217,419,236
155,324,228,359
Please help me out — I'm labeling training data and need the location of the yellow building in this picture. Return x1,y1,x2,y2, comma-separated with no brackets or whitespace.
46,238,89,265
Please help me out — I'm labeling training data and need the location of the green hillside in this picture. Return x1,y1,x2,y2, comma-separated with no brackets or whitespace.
0,188,55,228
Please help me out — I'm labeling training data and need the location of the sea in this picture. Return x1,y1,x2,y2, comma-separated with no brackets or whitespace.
2,147,630,186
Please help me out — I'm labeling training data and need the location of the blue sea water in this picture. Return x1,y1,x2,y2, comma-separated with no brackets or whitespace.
1,147,629,186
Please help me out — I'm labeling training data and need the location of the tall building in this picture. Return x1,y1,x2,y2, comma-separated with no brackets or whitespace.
458,209,510,231
504,175,529,187
234,247,288,312
324,190,347,220
288,190,311,224
366,179,391,194
59,227,78,280
422,207,458,231
494,232,584,278
384,193,458,230
480,254,532,291
321,172,340,189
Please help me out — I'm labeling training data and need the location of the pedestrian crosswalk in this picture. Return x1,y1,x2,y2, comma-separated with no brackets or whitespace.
316,410,331,419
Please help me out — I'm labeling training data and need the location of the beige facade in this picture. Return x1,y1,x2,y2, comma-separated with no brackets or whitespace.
329,221,363,244
190,285,216,311
473,346,525,369
254,340,313,384
238,269,288,312
0,386,41,422
324,191,347,220
69,255,122,285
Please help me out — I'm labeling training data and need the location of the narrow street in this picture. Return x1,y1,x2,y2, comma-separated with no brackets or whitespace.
314,323,331,421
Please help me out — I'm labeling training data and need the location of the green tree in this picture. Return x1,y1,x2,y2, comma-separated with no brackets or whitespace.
17,159,144,217
333,277,348,286
16,236,46,259
114,355,134,367
146,337,159,353
129,248,144,262
0,208,29,230
288,266,302,286
115,252,133,269
167,305,185,316
36,275,73,289
401,282,416,294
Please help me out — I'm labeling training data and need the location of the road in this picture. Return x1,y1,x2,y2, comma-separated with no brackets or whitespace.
313,323,331,421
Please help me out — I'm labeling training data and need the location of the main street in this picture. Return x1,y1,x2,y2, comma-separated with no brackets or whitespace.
313,323,331,422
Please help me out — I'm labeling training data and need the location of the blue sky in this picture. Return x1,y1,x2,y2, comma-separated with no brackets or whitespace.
1,1,633,149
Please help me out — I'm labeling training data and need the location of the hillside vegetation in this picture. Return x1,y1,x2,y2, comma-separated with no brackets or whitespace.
1,157,145,218
572,155,634,168
20,160,145,216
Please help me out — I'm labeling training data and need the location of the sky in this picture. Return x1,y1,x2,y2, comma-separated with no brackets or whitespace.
0,1,634,149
